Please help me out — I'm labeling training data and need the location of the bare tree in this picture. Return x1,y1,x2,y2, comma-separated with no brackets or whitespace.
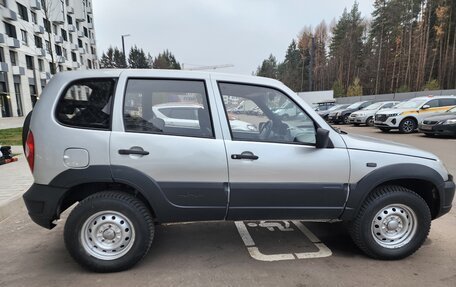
41,0,60,74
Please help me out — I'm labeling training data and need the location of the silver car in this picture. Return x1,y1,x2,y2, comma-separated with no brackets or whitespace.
349,101,399,126
23,70,455,272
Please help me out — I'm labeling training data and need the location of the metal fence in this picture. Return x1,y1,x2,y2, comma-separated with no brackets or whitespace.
335,89,456,104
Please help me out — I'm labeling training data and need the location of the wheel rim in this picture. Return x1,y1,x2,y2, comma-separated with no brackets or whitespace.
367,117,374,126
402,120,415,133
81,211,136,260
371,204,418,249
344,115,350,124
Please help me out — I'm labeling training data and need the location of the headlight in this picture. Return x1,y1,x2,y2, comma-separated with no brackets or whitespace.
357,113,364,117
444,119,456,124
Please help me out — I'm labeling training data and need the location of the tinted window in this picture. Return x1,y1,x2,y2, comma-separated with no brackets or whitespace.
219,82,316,145
425,99,439,108
123,79,213,138
439,98,456,107
56,78,116,129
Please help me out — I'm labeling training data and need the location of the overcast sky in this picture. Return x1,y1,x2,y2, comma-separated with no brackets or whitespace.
92,0,374,74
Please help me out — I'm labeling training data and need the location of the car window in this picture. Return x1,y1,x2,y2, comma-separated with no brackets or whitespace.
218,82,316,145
425,99,439,108
123,79,214,138
439,98,456,107
55,78,117,130
381,103,394,109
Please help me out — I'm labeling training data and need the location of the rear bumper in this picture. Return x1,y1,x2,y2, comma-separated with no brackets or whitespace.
23,184,67,229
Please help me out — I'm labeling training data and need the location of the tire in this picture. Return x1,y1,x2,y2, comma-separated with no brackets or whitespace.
64,191,154,272
366,117,374,127
379,128,391,132
343,115,350,124
348,185,431,260
399,118,417,134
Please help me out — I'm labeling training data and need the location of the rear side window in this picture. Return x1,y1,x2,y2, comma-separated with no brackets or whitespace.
439,98,456,107
123,79,214,138
56,78,117,130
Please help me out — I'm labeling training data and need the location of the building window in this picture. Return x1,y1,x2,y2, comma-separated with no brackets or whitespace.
45,40,51,53
55,45,62,56
67,15,73,24
63,48,68,59
38,59,44,71
31,11,37,24
85,43,88,51
21,30,28,45
17,2,29,21
71,52,77,62
53,24,58,34
61,29,68,41
4,22,17,38
10,51,17,66
87,59,92,69
43,19,51,33
69,33,73,43
0,48,4,62
34,35,43,48
30,85,37,107
1,0,6,7
76,21,80,30
83,27,88,37
78,39,83,48
26,55,34,70
14,80,23,117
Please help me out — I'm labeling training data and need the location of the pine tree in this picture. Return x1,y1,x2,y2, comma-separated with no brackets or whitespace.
256,54,278,79
128,46,150,69
153,50,181,69
100,47,127,68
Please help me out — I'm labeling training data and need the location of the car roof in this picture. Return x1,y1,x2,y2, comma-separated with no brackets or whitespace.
409,95,456,100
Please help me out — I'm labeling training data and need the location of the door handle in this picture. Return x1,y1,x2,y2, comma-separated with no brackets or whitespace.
231,151,259,160
118,149,149,156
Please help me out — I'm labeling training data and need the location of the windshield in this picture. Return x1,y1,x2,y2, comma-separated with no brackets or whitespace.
395,99,426,109
363,102,383,110
346,102,364,109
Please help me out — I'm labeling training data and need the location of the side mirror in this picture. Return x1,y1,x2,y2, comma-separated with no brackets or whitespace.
421,104,430,110
316,128,330,149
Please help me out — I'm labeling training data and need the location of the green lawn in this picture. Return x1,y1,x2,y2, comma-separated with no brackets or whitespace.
0,128,23,146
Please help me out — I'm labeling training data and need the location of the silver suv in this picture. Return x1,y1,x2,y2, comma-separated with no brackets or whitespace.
23,70,455,272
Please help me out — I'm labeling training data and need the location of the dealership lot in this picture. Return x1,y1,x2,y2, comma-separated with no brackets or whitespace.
0,126,455,287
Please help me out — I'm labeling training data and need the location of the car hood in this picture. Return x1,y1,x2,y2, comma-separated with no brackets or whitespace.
376,108,415,115
423,112,456,122
341,133,438,160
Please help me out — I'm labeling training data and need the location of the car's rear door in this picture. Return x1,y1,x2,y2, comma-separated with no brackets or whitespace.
210,76,350,220
110,71,229,222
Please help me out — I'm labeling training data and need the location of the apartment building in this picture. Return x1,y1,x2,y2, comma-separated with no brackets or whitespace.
0,0,98,118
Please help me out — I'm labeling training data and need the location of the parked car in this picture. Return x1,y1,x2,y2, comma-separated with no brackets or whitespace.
418,106,456,137
318,104,350,121
328,101,373,124
313,100,336,111
374,96,456,133
273,101,300,119
23,70,454,272
349,101,399,126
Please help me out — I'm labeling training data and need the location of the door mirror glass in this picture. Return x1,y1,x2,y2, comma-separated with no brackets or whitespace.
421,104,430,110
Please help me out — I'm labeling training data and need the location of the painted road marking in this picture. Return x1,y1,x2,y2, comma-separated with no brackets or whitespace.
235,220,332,262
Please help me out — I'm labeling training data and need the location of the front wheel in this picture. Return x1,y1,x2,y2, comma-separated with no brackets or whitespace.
343,115,350,124
64,191,154,272
399,118,417,134
366,116,374,127
348,185,431,260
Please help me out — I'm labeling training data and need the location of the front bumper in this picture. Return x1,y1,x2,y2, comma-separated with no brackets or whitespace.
374,115,402,128
419,123,456,136
23,184,67,229
438,176,456,218
349,115,368,124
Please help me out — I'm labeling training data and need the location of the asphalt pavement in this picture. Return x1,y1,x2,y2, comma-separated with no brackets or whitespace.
0,126,455,287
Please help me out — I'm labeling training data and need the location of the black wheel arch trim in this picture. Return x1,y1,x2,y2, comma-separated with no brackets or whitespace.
341,163,449,221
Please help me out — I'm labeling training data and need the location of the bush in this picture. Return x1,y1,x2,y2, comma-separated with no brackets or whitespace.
347,77,363,97
333,80,346,98
423,79,440,91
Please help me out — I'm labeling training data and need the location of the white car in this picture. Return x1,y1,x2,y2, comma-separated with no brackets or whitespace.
374,96,456,133
349,101,399,126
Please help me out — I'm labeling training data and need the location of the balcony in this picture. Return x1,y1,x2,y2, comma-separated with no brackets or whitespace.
0,33,5,44
7,38,21,48
57,56,66,63
12,66,26,76
67,6,74,14
90,38,96,45
2,8,18,21
78,48,86,54
68,25,76,32
72,62,80,69
41,72,51,80
54,35,63,43
34,25,45,34
77,31,84,38
75,13,85,22
30,0,42,10
87,7,93,14
36,48,46,57
88,23,94,29
70,43,78,50
0,62,9,73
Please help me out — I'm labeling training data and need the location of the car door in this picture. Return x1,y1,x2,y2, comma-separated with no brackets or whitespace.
213,81,350,220
110,72,229,222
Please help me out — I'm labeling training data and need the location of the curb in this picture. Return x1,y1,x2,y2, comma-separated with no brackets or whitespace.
0,196,24,223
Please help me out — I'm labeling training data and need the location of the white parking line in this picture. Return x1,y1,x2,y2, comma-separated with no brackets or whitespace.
235,220,332,262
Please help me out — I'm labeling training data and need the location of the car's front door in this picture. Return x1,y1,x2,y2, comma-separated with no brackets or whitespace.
110,74,229,222
214,82,350,220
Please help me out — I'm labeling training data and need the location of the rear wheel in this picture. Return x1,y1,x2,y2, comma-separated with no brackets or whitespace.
349,185,431,260
399,118,417,134
64,191,154,272
366,116,374,127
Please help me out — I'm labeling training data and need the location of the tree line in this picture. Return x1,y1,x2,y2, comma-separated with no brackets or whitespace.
256,0,456,97
100,46,181,69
